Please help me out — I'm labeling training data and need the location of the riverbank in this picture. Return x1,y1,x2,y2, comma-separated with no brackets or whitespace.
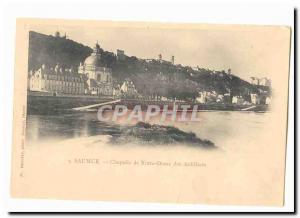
27,91,269,115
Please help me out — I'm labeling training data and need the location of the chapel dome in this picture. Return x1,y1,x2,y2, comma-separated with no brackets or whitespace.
83,42,103,67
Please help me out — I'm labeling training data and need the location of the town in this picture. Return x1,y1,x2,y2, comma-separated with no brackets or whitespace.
28,31,272,107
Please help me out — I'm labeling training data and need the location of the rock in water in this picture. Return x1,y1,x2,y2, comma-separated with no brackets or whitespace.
110,122,215,148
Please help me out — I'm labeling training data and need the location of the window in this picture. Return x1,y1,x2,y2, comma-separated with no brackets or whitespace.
97,74,101,82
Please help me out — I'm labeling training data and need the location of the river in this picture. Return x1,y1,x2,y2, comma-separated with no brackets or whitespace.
26,111,272,152
22,110,284,205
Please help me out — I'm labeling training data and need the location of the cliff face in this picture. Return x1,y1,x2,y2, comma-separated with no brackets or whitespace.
28,31,264,100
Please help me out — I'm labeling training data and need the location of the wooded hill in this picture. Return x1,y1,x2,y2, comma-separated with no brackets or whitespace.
28,31,268,100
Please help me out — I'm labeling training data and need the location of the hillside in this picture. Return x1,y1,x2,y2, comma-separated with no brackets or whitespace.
28,31,92,71
28,31,266,100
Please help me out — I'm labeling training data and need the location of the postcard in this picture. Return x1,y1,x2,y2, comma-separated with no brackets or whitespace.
11,18,291,206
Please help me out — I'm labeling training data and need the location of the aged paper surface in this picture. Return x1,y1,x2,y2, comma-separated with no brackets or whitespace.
11,18,290,206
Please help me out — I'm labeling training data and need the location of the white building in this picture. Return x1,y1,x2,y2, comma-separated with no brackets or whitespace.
120,79,139,98
250,76,272,87
216,94,224,103
29,64,85,95
250,77,260,85
196,92,207,103
250,93,261,104
232,96,244,104
259,77,272,87
78,42,113,96
265,96,271,105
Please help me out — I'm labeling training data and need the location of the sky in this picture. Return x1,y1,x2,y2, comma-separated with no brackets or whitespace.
30,22,290,81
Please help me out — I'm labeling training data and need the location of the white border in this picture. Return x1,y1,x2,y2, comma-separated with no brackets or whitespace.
0,0,295,213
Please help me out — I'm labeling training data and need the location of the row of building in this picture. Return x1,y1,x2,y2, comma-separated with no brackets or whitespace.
250,77,271,87
195,91,271,105
29,64,86,94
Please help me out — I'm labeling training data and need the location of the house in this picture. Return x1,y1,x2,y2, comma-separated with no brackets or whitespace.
265,96,271,105
120,79,139,98
196,92,207,103
250,77,260,85
232,96,244,104
259,77,272,87
216,94,224,103
250,93,261,104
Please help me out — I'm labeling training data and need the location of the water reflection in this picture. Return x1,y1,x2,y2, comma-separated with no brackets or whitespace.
26,112,120,142
26,111,271,150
